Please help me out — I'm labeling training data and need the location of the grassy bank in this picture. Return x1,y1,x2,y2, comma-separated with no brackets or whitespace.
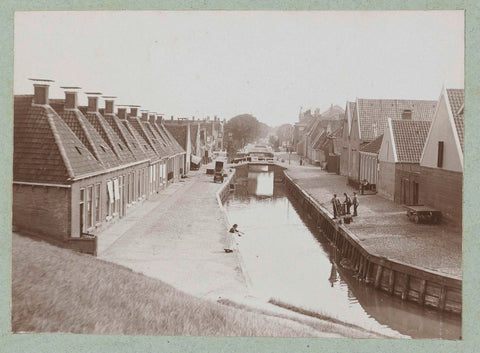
12,234,328,336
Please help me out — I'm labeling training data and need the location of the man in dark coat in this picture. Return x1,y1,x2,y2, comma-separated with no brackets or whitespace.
344,193,352,214
331,194,340,219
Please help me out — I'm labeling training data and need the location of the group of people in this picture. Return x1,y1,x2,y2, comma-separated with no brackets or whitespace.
331,192,359,219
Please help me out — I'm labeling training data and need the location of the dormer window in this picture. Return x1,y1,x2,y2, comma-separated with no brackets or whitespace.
402,110,412,120
75,146,82,155
437,141,444,168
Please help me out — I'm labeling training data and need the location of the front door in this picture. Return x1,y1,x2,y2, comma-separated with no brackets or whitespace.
413,182,419,205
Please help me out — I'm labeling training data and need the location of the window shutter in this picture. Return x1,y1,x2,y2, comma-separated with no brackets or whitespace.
437,141,444,168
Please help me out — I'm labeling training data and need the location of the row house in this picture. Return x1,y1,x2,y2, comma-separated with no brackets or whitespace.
358,134,383,192
377,119,431,202
346,98,437,188
164,116,224,167
13,80,186,255
340,101,356,176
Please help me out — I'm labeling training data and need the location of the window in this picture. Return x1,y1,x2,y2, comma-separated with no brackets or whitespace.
79,188,85,234
75,146,82,155
437,141,444,168
86,185,93,228
95,183,101,223
107,180,114,216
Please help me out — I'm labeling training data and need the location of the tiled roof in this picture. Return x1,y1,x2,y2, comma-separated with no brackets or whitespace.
360,134,383,154
158,123,185,154
164,124,188,150
446,89,465,152
120,119,158,161
151,122,176,156
14,96,103,184
312,130,326,150
357,99,437,142
82,108,136,164
390,120,431,163
128,118,162,160
144,121,171,157
102,113,148,161
321,105,345,120
51,103,120,169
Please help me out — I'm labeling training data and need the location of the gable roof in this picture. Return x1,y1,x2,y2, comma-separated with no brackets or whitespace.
164,124,188,150
446,88,465,152
151,121,177,156
102,113,149,161
120,119,158,161
51,102,121,169
80,107,136,164
360,134,384,154
389,120,431,163
14,95,104,184
157,122,185,154
356,98,437,142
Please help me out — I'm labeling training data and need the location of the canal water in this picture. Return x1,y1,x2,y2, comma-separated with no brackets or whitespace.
223,167,461,339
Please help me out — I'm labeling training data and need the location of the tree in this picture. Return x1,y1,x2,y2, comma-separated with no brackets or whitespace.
274,123,294,146
224,114,271,155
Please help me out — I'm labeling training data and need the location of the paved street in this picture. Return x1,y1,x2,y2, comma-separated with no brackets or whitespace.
277,153,462,278
98,168,250,301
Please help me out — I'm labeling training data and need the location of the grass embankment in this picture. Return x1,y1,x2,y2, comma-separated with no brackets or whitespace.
12,234,320,336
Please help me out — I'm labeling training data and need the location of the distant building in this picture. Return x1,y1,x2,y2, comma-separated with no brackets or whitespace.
340,101,356,176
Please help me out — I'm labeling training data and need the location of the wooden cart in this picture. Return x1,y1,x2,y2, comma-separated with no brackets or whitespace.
405,205,442,224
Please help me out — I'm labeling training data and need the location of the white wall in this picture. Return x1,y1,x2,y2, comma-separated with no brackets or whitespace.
421,93,463,172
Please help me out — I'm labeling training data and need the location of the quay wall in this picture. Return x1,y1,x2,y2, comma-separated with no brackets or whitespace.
284,172,462,315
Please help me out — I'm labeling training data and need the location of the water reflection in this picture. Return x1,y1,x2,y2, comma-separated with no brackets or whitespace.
224,168,461,339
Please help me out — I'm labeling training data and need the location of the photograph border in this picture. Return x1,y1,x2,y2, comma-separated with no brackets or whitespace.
1,1,478,352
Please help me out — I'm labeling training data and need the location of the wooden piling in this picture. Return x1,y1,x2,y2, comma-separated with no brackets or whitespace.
439,286,447,311
402,274,410,301
388,269,396,295
374,265,384,289
418,279,427,305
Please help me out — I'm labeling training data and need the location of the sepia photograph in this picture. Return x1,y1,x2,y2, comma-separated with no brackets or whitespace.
10,9,464,343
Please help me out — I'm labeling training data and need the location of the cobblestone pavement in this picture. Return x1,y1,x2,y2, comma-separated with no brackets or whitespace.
276,153,462,278
99,168,249,300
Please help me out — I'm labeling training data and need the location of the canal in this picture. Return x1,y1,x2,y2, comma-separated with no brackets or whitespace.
223,167,461,339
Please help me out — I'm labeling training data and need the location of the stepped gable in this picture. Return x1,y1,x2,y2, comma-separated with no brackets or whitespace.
446,88,465,152
82,107,136,164
390,120,431,163
360,134,384,154
120,118,158,161
14,95,104,184
357,98,437,142
51,100,120,169
103,113,149,162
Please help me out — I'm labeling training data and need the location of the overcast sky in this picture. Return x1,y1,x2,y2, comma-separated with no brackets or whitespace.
14,11,464,126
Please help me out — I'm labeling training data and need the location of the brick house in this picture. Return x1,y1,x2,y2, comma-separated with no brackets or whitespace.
164,123,192,174
418,88,464,224
348,98,437,188
13,80,186,254
377,119,431,203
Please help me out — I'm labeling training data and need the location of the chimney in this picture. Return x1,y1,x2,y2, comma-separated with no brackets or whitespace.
141,111,149,122
30,78,54,105
117,107,127,120
402,109,412,120
61,86,81,109
85,92,102,113
157,114,163,122
103,96,117,114
149,113,156,123
171,116,174,121
129,106,139,117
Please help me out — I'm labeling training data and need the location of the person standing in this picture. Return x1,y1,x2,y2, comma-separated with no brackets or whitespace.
352,192,359,216
331,194,340,219
224,224,243,253
344,193,352,214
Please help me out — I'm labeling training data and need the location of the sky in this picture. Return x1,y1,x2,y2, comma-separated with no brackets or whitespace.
14,11,464,126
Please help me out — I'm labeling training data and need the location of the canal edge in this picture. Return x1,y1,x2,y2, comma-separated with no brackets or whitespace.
215,168,254,292
283,170,462,315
